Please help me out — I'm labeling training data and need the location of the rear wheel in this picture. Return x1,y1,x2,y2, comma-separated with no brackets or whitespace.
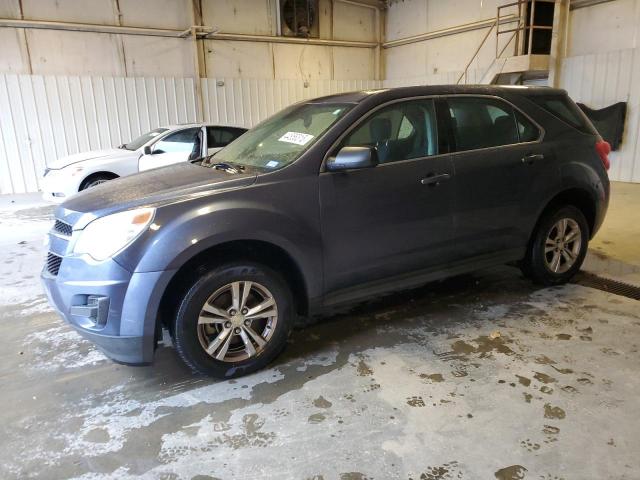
522,205,589,285
173,262,294,378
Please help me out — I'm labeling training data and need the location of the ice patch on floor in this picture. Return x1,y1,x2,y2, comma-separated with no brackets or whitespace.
0,207,51,307
15,295,53,315
295,346,339,372
475,303,510,320
23,324,107,371
57,366,286,460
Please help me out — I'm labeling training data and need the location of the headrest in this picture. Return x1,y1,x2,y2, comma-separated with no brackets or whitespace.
493,115,513,130
369,117,392,142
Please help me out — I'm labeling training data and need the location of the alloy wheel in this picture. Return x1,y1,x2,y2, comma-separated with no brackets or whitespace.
197,281,278,363
544,218,582,274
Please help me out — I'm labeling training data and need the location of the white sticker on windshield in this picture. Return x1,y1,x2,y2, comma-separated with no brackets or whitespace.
266,160,279,168
278,131,314,146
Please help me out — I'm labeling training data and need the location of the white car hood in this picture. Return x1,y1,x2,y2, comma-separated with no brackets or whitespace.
48,148,138,170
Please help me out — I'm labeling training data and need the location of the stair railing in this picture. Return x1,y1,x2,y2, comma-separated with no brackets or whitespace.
479,28,520,84
456,19,498,85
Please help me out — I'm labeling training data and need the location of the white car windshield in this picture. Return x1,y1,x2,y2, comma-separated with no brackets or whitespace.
204,103,353,171
122,128,169,151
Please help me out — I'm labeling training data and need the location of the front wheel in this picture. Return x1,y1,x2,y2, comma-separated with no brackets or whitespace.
80,174,115,190
522,205,589,286
173,262,294,378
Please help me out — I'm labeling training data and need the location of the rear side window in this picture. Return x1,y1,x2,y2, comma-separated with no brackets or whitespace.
515,110,541,142
447,97,519,152
530,95,597,135
207,127,245,148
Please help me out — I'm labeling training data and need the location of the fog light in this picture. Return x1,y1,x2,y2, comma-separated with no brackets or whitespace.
70,295,109,327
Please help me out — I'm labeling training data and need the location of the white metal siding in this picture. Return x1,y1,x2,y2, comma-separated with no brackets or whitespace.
201,78,381,126
560,48,640,183
382,69,480,88
0,74,381,194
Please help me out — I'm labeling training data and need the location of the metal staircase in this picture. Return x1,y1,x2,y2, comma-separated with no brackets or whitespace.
457,0,556,85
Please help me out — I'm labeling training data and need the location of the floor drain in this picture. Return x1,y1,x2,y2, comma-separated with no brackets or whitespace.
571,271,640,301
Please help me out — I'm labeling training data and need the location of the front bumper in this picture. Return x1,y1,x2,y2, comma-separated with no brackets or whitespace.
41,191,65,203
40,170,80,204
41,254,174,365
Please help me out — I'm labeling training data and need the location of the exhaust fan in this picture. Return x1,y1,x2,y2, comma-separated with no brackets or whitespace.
281,0,318,38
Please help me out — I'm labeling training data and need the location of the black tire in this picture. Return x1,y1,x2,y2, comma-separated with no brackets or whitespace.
173,262,294,378
522,205,589,286
80,174,115,190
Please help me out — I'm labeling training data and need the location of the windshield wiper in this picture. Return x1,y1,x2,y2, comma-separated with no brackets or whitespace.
201,153,246,170
208,162,245,173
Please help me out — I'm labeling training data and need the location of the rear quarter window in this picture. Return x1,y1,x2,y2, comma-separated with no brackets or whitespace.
530,95,598,135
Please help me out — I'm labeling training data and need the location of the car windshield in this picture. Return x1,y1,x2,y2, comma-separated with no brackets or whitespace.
203,103,353,171
122,128,169,151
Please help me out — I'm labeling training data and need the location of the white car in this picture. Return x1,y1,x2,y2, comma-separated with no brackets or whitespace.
41,123,247,203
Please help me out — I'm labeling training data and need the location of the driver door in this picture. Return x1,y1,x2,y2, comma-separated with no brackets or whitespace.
139,127,203,172
319,98,456,295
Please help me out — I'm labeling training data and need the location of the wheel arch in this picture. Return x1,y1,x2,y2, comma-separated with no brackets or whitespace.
156,239,310,337
79,171,119,191
530,187,597,247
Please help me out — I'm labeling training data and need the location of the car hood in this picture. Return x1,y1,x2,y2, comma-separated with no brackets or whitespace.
48,148,136,169
57,162,257,225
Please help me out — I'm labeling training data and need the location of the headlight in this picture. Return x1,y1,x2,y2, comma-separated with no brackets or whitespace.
73,207,155,261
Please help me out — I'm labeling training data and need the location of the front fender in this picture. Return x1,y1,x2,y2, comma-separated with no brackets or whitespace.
116,199,322,298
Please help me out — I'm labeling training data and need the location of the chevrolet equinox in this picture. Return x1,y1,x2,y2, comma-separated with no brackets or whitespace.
42,85,610,378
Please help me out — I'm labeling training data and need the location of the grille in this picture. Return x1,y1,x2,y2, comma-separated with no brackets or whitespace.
53,220,72,236
571,271,640,301
46,253,62,276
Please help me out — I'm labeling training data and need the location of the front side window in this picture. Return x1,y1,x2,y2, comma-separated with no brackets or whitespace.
447,97,519,152
207,103,353,171
339,99,438,164
154,128,201,154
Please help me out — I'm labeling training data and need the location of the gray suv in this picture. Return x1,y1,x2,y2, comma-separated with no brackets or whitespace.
42,85,610,378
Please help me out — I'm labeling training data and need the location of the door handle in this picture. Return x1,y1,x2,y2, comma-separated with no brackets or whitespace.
421,173,451,186
521,153,544,165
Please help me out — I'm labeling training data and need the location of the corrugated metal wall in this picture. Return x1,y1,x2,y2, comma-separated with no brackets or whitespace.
201,78,381,126
560,48,640,183
382,68,483,88
0,74,381,194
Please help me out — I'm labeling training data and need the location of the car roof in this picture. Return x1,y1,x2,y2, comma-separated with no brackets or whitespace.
306,84,568,104
163,123,248,130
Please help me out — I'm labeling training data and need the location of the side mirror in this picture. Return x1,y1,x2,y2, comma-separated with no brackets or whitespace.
143,145,152,155
326,146,378,172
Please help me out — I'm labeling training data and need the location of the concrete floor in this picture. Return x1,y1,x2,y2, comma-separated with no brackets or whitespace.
0,183,638,480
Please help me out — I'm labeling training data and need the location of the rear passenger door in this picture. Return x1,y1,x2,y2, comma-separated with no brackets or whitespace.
444,96,547,259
